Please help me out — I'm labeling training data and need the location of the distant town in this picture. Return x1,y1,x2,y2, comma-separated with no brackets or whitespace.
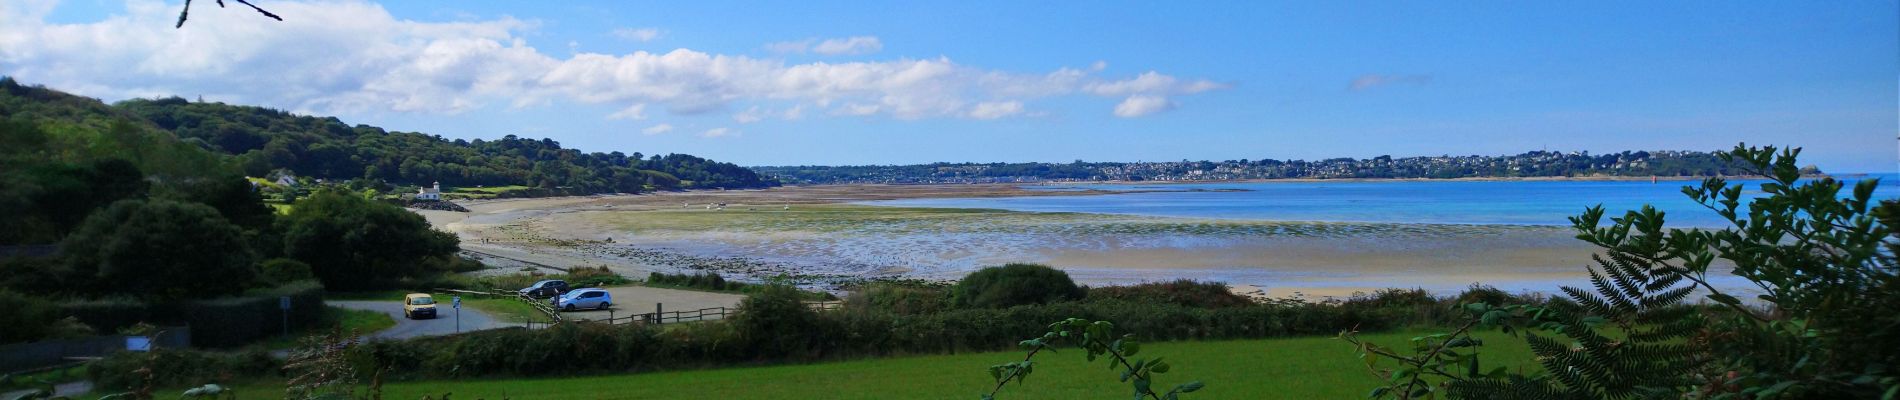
754,150,1788,184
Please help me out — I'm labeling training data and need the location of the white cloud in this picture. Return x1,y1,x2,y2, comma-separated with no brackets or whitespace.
766,36,881,55
734,106,766,123
763,39,815,54
641,123,673,135
701,127,734,137
812,36,881,55
607,103,647,120
967,101,1024,119
0,1,1227,122
612,27,661,42
1113,95,1174,118
1349,74,1431,91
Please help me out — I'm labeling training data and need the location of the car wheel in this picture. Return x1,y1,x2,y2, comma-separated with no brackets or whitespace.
564,304,577,312
597,302,610,310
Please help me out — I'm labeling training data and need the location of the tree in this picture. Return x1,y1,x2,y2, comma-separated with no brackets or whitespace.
279,190,458,291
1344,144,1899,399
60,199,257,301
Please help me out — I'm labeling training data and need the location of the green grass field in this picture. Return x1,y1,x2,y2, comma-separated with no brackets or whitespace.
190,329,1538,399
447,185,534,199
463,297,544,323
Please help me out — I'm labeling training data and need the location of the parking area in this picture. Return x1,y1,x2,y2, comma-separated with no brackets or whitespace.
554,285,746,319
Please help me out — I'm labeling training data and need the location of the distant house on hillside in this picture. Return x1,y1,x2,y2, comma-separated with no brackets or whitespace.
416,181,443,201
274,174,297,188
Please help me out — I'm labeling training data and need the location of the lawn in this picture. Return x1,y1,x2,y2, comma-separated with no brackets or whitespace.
193,329,1538,399
463,297,546,323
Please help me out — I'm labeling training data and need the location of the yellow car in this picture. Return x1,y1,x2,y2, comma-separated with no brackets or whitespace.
402,293,438,319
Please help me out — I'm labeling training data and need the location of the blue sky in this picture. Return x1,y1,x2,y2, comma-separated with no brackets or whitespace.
6,1,1896,171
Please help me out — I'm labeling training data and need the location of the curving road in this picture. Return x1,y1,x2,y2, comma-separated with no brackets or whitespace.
329,300,512,340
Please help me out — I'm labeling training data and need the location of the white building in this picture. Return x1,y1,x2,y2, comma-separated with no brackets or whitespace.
416,181,442,201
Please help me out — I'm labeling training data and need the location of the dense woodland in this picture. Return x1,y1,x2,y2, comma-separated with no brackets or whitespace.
0,77,760,346
85,88,773,194
756,150,1793,184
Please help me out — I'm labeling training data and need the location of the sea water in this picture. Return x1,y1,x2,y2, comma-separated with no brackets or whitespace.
862,174,1900,227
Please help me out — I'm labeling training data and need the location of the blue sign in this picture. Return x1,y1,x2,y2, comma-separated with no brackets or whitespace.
453,295,461,309
279,296,291,310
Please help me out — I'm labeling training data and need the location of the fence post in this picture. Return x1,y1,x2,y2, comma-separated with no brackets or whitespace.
656,303,663,325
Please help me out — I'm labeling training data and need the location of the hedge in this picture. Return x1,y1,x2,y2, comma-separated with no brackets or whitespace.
59,281,327,347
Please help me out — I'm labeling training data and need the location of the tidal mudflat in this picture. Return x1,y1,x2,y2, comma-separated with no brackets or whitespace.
430,186,1639,299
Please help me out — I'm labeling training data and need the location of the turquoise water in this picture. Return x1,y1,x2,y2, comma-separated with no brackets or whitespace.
863,174,1899,227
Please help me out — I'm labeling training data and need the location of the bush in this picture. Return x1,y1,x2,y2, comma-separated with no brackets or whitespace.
306,285,1457,381
0,289,64,343
257,258,314,286
60,199,258,301
183,281,327,348
566,266,631,287
280,190,459,291
1085,279,1254,308
845,283,950,315
646,271,837,300
61,297,163,334
86,348,278,391
950,264,1084,308
731,285,826,359
647,271,735,291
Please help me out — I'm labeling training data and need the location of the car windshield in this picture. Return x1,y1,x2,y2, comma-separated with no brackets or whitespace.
409,297,435,305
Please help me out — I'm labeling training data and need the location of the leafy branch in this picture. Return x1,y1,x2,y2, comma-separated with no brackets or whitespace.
176,0,283,29
985,318,1204,400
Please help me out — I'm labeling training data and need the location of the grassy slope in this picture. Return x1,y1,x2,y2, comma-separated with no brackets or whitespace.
203,330,1537,399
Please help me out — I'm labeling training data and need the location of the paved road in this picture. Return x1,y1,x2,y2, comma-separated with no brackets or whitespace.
329,300,512,340
0,381,91,399
556,285,746,321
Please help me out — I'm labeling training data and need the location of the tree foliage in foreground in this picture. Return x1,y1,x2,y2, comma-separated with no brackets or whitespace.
986,318,1203,400
1343,144,1899,399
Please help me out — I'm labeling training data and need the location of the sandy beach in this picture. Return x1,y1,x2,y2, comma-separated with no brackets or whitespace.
413,183,1640,301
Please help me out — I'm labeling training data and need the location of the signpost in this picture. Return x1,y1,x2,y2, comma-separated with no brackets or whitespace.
279,296,292,337
453,295,462,333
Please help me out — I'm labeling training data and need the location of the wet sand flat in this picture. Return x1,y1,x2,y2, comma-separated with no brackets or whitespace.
417,185,1631,299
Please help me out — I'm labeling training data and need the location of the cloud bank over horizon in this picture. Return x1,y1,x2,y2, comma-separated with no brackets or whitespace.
0,0,1229,126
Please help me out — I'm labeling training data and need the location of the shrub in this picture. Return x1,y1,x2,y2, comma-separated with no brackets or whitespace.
60,199,258,301
1449,283,1519,307
0,289,64,343
280,190,459,291
62,297,162,334
86,348,278,391
731,285,826,359
257,258,314,286
645,271,837,300
845,283,950,315
566,266,631,287
1085,279,1254,308
950,263,1084,308
183,281,326,347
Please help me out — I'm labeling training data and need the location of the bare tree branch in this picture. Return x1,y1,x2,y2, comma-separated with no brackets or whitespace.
176,0,282,28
